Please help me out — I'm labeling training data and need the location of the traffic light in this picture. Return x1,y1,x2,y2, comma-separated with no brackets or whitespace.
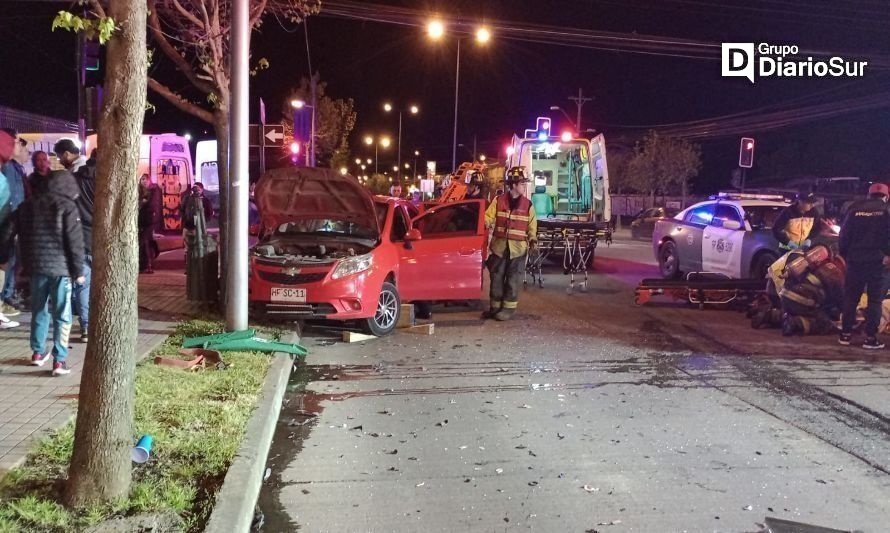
290,141,300,165
739,137,755,168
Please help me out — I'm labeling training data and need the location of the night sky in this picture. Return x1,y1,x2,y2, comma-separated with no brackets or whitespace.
3,0,890,190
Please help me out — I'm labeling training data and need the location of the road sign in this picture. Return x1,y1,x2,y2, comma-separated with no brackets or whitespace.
248,124,286,147
263,125,285,147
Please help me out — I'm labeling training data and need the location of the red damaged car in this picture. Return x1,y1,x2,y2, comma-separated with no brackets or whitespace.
250,167,487,335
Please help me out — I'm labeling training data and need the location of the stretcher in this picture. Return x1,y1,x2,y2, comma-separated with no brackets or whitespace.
524,218,612,293
634,272,766,307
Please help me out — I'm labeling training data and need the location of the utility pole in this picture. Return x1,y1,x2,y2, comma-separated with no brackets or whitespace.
568,88,592,132
226,0,249,331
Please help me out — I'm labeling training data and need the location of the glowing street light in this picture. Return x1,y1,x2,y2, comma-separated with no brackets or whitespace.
340,167,348,175
364,135,391,174
478,154,486,162
428,21,492,171
355,158,361,165
427,19,445,39
383,102,420,180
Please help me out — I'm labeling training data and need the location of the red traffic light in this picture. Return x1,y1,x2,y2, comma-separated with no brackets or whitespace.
290,142,300,154
739,137,755,168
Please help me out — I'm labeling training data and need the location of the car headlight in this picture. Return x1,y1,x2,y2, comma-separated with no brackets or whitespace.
331,253,373,280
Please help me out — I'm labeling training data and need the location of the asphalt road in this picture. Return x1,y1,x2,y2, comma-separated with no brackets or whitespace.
257,232,890,532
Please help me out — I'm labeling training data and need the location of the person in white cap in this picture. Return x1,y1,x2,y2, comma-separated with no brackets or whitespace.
838,182,890,349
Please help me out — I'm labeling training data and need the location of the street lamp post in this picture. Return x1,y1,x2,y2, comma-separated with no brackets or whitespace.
291,99,316,166
383,102,419,181
428,20,490,172
364,135,391,175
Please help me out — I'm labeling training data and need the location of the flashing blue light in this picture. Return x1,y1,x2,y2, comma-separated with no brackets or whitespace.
537,132,548,141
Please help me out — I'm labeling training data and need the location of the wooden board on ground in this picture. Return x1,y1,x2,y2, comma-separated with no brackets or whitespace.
404,323,434,335
342,331,378,343
397,304,415,329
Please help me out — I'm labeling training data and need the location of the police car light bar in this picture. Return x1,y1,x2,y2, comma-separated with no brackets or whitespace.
713,191,791,202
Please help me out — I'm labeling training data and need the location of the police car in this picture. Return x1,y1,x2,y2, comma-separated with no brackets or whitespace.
651,193,791,280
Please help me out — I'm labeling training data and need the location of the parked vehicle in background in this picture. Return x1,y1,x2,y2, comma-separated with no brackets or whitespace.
630,206,679,240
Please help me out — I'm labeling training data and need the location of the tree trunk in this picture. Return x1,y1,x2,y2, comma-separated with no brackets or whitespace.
681,179,688,209
64,0,147,506
213,108,229,303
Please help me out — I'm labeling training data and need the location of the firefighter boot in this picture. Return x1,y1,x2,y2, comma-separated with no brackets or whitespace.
494,307,516,321
482,302,502,319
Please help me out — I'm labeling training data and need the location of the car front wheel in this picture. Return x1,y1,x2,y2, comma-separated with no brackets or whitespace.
363,282,401,336
751,252,778,281
658,241,681,279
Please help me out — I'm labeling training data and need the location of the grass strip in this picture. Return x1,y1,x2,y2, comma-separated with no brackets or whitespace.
0,319,280,532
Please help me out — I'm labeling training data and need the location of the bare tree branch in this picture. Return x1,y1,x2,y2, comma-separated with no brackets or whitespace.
147,77,214,123
147,0,214,94
249,0,269,28
86,0,107,19
170,0,204,28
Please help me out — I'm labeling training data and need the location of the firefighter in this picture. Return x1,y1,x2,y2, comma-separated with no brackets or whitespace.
772,191,821,250
483,166,537,321
838,183,890,349
465,171,484,200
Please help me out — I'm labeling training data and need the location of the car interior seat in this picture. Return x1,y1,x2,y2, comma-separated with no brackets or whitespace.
531,185,554,217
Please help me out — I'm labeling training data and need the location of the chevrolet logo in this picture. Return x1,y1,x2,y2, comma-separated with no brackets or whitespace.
284,267,301,277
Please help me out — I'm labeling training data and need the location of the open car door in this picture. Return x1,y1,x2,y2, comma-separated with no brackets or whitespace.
398,200,486,301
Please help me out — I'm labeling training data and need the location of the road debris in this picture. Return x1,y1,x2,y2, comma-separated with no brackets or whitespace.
583,485,599,492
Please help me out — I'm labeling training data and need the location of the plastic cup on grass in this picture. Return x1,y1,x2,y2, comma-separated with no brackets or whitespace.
131,435,153,463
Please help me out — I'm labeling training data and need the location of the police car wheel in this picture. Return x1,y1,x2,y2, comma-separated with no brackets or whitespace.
658,241,681,279
751,252,777,281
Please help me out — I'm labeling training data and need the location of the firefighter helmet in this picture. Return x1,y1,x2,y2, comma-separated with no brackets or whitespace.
505,166,530,185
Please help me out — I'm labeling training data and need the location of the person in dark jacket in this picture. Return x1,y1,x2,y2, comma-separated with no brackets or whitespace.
71,149,96,342
772,192,821,250
0,170,85,376
180,182,214,231
25,150,51,200
838,183,890,349
138,174,162,273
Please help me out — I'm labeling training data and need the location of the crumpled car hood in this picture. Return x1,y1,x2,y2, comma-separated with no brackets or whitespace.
255,167,378,236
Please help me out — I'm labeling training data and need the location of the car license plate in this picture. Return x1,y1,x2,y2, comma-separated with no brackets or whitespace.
271,288,306,302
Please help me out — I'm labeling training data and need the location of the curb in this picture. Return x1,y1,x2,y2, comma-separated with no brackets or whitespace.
203,331,298,533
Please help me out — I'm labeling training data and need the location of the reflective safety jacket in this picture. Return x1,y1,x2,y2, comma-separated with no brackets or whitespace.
772,203,821,249
485,194,537,258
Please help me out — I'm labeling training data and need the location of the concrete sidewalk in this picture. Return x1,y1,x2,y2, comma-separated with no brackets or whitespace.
0,258,205,477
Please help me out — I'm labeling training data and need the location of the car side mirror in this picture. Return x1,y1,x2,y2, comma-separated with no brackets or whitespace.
405,229,422,242
722,220,742,230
